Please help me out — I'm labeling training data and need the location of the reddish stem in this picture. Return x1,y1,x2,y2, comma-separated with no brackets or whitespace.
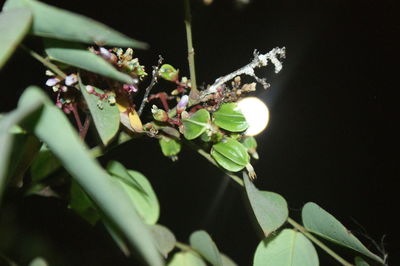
71,103,83,131
80,115,91,140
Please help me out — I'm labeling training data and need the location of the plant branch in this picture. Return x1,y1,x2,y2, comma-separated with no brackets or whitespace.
20,44,67,79
184,0,199,97
287,218,354,266
138,56,163,116
200,48,286,100
184,140,354,266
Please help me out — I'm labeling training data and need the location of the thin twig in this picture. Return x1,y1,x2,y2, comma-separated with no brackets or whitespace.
138,56,163,116
184,141,355,266
184,0,198,97
80,115,91,140
20,44,67,78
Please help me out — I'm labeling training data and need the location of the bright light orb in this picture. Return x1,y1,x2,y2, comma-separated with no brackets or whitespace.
237,97,270,136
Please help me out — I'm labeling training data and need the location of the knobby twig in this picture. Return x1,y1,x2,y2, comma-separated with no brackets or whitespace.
138,56,163,116
200,47,286,100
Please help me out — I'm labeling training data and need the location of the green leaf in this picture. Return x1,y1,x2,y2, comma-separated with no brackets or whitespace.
355,257,370,266
30,144,60,182
0,8,32,69
3,0,148,48
0,97,41,204
107,161,159,225
79,78,120,145
159,64,179,81
149,224,176,258
182,109,210,140
45,39,135,84
253,229,319,266
106,160,145,194
243,173,288,236
213,103,248,132
211,138,249,172
302,202,384,264
159,136,181,157
189,230,222,266
221,254,237,266
17,86,163,266
168,251,207,266
69,180,101,225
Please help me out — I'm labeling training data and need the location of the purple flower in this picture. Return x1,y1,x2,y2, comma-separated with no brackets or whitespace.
46,78,60,87
123,84,138,93
177,95,189,112
99,47,112,60
65,74,77,86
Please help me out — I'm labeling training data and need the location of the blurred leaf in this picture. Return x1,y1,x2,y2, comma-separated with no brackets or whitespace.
106,160,145,194
182,109,210,140
221,254,237,266
213,103,248,132
25,182,59,198
79,78,120,145
3,0,148,48
254,229,319,266
168,251,207,266
45,39,135,84
149,224,176,258
189,230,222,266
69,180,101,225
355,256,370,266
159,64,179,81
0,97,41,204
159,136,181,157
104,220,131,257
0,7,32,69
302,202,384,264
30,144,60,182
211,137,249,172
7,134,41,187
243,173,288,236
17,86,163,266
28,257,48,266
107,160,160,224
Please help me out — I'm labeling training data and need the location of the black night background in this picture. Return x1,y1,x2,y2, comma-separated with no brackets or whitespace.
0,0,398,265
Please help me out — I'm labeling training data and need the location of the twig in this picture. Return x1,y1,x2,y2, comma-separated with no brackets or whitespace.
184,0,198,97
80,115,91,140
200,47,286,100
138,56,163,116
184,141,355,266
20,44,67,79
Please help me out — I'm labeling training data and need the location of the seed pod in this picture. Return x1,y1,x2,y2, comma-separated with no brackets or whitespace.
211,137,250,172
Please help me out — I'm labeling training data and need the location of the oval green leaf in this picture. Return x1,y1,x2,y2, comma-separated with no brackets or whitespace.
149,224,176,258
168,251,207,266
159,136,181,157
17,86,163,266
0,8,32,69
213,103,248,132
211,138,249,172
302,202,384,264
79,78,120,146
189,230,223,266
3,0,148,48
243,173,288,236
159,64,179,81
182,109,210,140
254,229,319,266
46,39,135,84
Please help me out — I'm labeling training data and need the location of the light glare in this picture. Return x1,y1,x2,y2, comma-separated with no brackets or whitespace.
237,97,270,136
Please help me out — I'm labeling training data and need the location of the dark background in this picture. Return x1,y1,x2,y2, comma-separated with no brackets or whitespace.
0,0,398,265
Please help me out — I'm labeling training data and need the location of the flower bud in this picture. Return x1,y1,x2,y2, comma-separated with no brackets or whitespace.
65,74,78,86
107,95,116,105
99,47,112,60
86,85,95,94
46,78,60,87
177,95,189,113
151,105,168,122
